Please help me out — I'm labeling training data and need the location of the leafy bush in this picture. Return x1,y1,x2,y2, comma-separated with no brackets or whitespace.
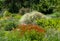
0,19,17,31
30,0,58,14
11,14,22,20
0,30,21,41
3,10,11,17
50,12,60,18
0,14,21,31
36,18,60,29
20,30,45,41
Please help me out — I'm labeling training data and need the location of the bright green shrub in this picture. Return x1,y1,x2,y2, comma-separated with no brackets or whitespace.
0,29,45,41
0,30,21,41
36,18,60,29
11,14,22,20
19,30,45,41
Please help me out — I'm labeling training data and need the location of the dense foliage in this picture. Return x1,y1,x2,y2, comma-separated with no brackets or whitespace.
0,0,60,14
0,0,60,41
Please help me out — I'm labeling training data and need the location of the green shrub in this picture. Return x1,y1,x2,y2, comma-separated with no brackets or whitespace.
11,14,22,20
0,17,18,31
20,30,45,41
36,18,60,29
50,12,60,18
3,10,11,17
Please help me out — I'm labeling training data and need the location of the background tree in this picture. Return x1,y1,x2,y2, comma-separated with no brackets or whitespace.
0,0,60,14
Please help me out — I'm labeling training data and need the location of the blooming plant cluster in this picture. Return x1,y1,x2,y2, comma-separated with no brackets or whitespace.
14,24,45,35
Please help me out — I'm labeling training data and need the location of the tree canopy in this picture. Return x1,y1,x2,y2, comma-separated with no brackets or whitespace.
0,0,60,14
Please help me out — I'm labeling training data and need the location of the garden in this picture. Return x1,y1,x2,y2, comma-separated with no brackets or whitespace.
0,0,60,41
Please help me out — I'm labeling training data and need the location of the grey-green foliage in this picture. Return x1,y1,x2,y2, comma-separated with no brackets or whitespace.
50,12,60,18
19,11,49,25
43,28,60,41
0,17,18,31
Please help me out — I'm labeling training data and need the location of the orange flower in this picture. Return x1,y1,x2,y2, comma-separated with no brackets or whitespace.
14,24,45,34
